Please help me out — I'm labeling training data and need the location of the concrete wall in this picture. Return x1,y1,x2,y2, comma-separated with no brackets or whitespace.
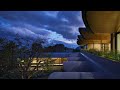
87,44,101,51
109,43,111,51
87,44,94,50
87,43,110,51
94,44,101,51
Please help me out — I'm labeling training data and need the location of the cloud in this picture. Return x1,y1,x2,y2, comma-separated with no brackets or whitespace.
0,11,85,48
57,11,85,26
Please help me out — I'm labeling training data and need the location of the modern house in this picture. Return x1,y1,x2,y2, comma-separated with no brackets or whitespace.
77,11,120,53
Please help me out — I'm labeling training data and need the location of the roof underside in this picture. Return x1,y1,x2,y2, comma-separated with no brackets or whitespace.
77,11,120,45
84,11,120,33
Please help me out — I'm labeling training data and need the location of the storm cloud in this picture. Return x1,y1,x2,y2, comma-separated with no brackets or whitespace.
0,11,85,48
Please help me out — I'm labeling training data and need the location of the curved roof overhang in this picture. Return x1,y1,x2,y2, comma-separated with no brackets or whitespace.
78,35,83,39
82,11,94,33
78,28,86,39
77,37,84,43
79,28,90,39
82,11,120,33
77,40,79,45
77,38,85,45
79,27,110,40
77,39,84,45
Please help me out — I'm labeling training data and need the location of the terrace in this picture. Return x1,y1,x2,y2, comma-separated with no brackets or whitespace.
48,11,120,79
1,11,120,79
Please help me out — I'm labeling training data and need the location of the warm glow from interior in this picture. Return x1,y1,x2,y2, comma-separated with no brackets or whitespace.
20,58,67,65
117,33,120,52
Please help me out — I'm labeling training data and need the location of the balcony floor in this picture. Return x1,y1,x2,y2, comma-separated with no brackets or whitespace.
49,52,120,79
80,51,120,79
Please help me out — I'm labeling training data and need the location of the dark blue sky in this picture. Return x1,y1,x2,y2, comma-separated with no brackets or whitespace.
0,11,85,48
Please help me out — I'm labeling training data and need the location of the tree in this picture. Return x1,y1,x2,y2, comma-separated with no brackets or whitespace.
31,38,45,53
2,40,18,69
54,44,65,52
32,42,43,53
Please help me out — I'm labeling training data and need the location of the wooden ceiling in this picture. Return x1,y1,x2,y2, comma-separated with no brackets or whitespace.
80,32,110,40
85,11,120,33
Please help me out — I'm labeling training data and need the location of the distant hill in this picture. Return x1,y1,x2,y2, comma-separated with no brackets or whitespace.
51,40,78,49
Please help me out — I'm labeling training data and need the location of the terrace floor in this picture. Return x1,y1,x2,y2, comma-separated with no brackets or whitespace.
49,52,120,79
81,51,120,78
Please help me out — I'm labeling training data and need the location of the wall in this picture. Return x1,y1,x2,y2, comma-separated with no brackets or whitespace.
94,44,101,51
87,44,101,51
109,43,111,51
87,43,110,51
87,44,94,50
117,33,120,52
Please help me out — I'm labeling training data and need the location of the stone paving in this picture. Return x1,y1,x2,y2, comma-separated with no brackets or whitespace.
63,61,94,72
48,72,114,79
81,51,120,78
48,52,120,79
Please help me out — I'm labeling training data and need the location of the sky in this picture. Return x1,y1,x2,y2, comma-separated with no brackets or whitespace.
0,11,85,48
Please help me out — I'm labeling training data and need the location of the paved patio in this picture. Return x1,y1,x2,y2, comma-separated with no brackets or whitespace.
48,72,114,79
48,52,120,79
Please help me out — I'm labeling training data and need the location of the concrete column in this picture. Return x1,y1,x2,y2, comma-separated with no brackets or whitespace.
101,40,102,51
111,33,116,52
103,44,105,51
115,33,117,53
117,32,120,53
86,44,88,50
111,33,113,51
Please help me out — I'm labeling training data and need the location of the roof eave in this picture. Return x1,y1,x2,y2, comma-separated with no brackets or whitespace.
81,11,94,34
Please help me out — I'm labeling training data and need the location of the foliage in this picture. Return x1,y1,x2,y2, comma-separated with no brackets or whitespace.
17,56,56,79
86,49,120,62
0,38,18,77
0,34,57,79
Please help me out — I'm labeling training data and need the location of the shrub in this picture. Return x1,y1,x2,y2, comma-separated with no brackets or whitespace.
0,35,56,79
85,48,120,62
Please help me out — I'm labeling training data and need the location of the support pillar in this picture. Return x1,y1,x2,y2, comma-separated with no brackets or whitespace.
115,33,117,53
101,40,102,51
111,33,113,51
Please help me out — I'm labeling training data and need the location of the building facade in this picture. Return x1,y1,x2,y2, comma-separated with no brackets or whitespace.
77,11,120,52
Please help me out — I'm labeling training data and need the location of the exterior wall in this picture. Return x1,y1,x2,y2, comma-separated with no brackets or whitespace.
109,43,111,51
94,44,101,51
87,44,101,51
117,33,120,52
87,44,94,50
87,43,110,51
